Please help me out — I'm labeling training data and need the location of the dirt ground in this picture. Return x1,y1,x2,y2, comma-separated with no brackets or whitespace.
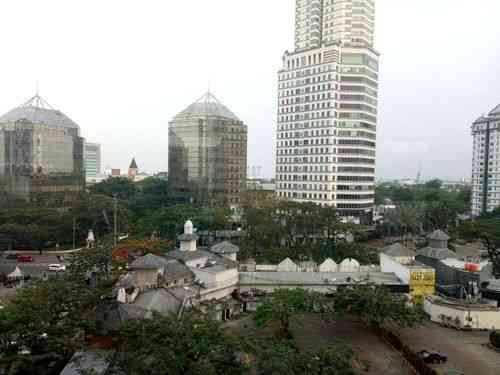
400,320,500,375
226,315,500,374
291,315,415,375
225,314,415,375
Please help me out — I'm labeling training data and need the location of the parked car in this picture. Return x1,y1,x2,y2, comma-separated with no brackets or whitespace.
17,255,33,262
6,254,18,260
48,264,66,272
417,350,447,364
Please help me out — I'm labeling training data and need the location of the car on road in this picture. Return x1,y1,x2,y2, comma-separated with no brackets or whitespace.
417,350,447,364
17,255,33,262
48,264,66,272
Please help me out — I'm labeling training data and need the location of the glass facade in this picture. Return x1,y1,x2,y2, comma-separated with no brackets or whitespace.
168,93,247,207
84,142,102,180
0,99,85,208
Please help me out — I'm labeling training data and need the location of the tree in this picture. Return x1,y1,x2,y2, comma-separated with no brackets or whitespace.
425,179,442,190
133,204,231,239
383,204,424,244
333,285,422,329
89,177,137,200
458,216,500,278
0,246,117,374
68,193,131,241
254,289,326,338
114,315,245,375
244,338,358,375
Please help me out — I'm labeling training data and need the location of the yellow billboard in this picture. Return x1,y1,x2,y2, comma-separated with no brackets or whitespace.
409,270,435,304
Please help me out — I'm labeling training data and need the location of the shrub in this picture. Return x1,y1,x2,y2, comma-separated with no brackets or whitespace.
490,330,500,349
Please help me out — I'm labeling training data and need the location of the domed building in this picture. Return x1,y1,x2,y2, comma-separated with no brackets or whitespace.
0,94,85,207
168,92,247,207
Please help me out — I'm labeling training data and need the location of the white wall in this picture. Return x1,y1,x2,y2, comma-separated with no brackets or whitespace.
424,297,500,330
380,253,410,283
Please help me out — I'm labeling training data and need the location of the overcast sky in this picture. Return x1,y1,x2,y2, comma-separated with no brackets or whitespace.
1,0,499,181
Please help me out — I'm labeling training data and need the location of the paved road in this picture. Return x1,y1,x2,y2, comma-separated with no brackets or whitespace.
400,321,500,375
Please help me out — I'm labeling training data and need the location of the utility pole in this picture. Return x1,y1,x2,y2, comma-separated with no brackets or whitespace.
113,194,118,248
72,217,76,249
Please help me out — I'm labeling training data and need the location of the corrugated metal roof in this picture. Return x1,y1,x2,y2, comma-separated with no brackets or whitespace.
239,271,404,285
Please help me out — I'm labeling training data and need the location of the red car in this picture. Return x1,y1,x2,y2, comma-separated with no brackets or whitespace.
17,255,33,262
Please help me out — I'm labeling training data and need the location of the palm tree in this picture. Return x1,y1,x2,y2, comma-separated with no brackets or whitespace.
384,204,424,246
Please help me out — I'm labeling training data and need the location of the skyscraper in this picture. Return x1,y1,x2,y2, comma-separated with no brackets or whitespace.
84,142,102,183
471,104,500,216
0,94,85,207
275,0,379,224
168,92,247,207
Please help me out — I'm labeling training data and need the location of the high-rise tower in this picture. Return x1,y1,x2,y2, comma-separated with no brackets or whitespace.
168,92,248,207
276,0,379,224
0,94,85,207
471,104,500,216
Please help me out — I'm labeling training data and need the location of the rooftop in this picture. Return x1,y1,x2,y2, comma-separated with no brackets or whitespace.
489,103,500,117
176,91,240,121
417,246,458,260
210,241,239,254
167,249,238,270
128,254,193,282
382,243,416,257
129,157,138,169
0,94,80,130
428,229,450,241
239,271,405,286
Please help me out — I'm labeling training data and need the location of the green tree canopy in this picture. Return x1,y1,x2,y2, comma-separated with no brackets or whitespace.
115,315,245,375
254,289,327,337
333,285,422,329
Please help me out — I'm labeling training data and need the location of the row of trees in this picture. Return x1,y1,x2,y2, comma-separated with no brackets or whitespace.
0,177,233,250
1,177,376,268
377,180,471,238
254,287,422,339
240,199,377,264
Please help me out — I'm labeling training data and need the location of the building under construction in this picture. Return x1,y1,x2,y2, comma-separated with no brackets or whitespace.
168,92,247,207
0,94,85,208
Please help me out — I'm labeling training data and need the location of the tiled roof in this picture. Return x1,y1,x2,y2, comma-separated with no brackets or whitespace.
132,289,183,315
383,243,416,257
417,246,458,260
130,253,170,269
178,233,198,242
428,230,450,241
210,241,239,254
129,254,193,282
